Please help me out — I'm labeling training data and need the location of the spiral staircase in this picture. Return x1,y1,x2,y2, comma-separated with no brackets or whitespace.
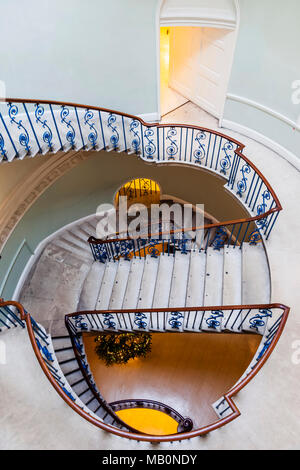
0,98,289,443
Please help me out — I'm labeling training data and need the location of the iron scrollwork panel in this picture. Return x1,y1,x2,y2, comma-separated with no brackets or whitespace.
84,109,98,149
193,130,206,164
8,102,31,153
34,103,53,151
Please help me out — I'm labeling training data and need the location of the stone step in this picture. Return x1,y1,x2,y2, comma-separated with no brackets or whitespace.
135,256,160,331
203,247,224,307
151,254,174,331
78,262,106,311
242,242,270,304
122,257,145,309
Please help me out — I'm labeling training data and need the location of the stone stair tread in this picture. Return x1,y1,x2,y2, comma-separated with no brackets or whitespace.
151,254,174,331
137,255,160,309
134,255,160,331
242,242,270,304
222,245,242,305
52,238,92,261
109,259,131,310
184,250,206,331
169,251,190,308
78,262,106,311
203,247,224,306
152,254,174,308
165,251,190,332
96,262,118,310
185,250,206,307
122,257,145,309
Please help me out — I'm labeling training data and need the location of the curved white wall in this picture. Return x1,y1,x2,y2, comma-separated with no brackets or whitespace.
0,0,159,118
222,0,300,164
160,0,237,28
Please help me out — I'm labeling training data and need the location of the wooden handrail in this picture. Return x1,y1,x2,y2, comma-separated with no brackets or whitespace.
64,303,289,441
64,316,143,434
0,97,282,214
0,98,282,251
1,299,289,442
87,207,278,245
65,303,288,317
109,398,193,432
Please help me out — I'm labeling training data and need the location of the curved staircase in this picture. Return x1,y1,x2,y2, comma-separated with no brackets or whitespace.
0,98,289,443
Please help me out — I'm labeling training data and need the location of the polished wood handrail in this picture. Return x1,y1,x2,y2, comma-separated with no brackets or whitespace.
65,303,288,317
1,300,289,442
87,207,277,245
64,317,142,434
0,98,282,250
109,398,188,422
64,303,289,441
109,398,193,432
0,97,282,213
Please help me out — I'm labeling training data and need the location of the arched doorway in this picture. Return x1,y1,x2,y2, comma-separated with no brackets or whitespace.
158,0,240,120
114,178,161,209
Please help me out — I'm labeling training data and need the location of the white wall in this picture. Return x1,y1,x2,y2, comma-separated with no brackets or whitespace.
222,0,300,161
161,0,237,27
0,0,159,116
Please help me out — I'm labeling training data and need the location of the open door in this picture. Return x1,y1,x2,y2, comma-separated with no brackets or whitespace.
168,26,236,118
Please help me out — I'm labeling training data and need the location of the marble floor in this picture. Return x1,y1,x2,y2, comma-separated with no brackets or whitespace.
83,331,261,430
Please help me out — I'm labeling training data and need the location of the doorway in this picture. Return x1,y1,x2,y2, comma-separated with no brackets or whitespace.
160,27,189,116
158,0,239,120
159,26,236,119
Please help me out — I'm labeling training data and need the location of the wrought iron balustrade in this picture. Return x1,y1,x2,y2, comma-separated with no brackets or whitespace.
0,98,281,242
1,299,290,442
88,215,269,264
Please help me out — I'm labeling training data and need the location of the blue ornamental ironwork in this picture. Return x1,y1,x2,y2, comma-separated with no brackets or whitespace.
61,386,76,401
60,106,76,149
144,128,156,159
256,189,271,229
236,164,251,197
107,113,119,149
129,119,140,153
73,336,83,355
166,127,178,160
73,315,88,331
249,309,272,331
193,131,206,164
205,310,224,329
173,237,189,255
118,240,134,261
257,189,271,216
103,313,116,329
211,226,227,251
168,311,184,329
134,312,148,329
220,141,234,175
35,337,53,362
0,133,7,160
148,239,160,258
248,228,262,245
8,103,30,152
94,243,109,263
80,358,89,373
256,337,272,361
34,104,53,151
84,109,98,149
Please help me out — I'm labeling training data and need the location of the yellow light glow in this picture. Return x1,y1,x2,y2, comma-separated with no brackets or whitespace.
115,178,160,208
116,407,178,436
